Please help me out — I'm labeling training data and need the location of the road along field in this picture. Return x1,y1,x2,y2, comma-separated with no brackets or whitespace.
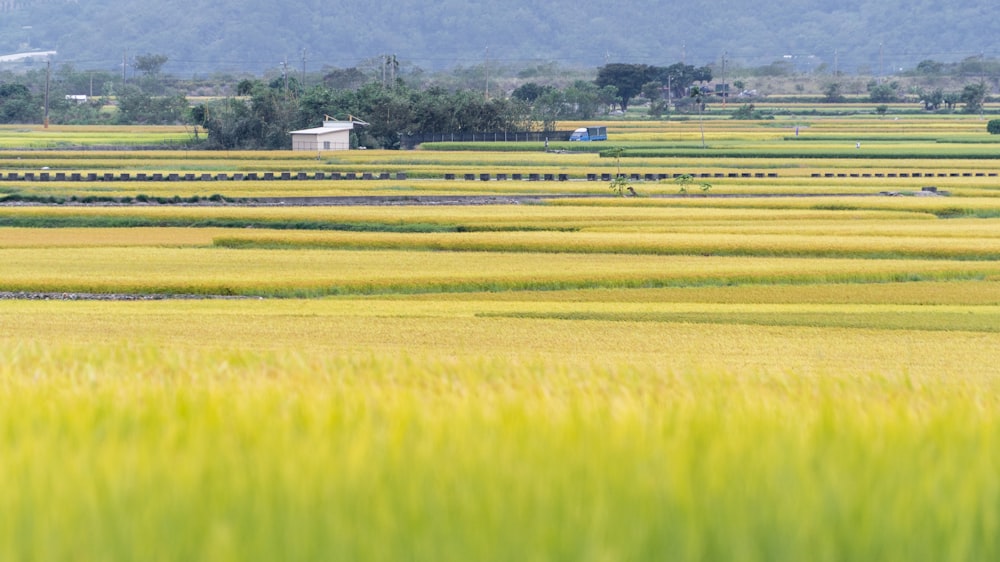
2,115,1000,561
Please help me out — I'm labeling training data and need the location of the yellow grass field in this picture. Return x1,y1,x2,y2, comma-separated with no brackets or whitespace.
3,116,1000,560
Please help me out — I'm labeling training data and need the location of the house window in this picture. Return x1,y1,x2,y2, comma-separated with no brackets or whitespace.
323,141,331,150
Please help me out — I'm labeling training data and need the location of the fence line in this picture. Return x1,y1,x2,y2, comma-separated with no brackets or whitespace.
400,130,572,149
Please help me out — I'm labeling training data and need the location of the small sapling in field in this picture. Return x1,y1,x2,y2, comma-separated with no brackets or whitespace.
609,175,633,196
674,173,711,194
607,146,637,196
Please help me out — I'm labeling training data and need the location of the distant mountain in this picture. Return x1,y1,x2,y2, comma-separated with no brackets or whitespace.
1,0,998,76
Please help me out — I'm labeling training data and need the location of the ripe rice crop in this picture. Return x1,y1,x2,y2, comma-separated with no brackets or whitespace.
550,195,1000,217
421,280,1000,306
0,124,193,148
212,227,1000,260
5,116,1000,560
0,226,222,247
2,295,1000,560
2,246,999,297
0,205,928,236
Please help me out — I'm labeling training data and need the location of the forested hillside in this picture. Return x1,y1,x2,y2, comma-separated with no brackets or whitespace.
0,0,998,75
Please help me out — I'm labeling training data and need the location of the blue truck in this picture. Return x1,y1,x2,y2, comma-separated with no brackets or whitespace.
568,126,607,141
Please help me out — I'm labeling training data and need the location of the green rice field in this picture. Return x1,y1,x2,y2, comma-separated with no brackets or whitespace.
1,112,999,561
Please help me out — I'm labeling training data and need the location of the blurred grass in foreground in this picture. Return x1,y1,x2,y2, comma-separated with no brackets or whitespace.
1,340,998,562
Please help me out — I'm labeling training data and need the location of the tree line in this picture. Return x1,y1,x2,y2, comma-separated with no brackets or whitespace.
1,57,996,149
191,79,539,150
188,63,717,148
0,60,711,149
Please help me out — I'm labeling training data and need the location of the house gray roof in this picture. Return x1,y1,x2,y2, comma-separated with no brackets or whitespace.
289,121,356,135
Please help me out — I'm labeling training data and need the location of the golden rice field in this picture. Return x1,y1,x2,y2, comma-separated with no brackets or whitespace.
0,124,193,148
2,114,1000,560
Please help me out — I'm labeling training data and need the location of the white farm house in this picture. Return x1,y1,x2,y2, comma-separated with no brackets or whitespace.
290,117,367,151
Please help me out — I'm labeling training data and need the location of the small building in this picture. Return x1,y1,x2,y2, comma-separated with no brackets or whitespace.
290,116,368,152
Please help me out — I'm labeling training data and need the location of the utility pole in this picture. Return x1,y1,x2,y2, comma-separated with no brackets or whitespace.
122,50,127,86
667,74,672,115
484,46,490,98
878,42,884,84
667,74,674,119
282,58,289,96
834,49,839,76
981,50,986,120
721,50,727,109
43,59,50,128
301,49,307,88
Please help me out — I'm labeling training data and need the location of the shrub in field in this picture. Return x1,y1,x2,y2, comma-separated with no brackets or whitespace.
609,175,632,196
987,119,1000,135
673,173,711,194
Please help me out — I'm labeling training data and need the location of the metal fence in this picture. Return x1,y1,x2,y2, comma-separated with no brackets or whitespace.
400,130,573,149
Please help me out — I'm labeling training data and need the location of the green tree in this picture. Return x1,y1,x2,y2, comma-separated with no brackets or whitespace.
922,88,945,110
916,59,944,75
511,82,551,102
987,119,1000,135
641,81,663,103
597,85,619,114
943,92,960,110
595,63,651,111
563,80,603,119
0,83,41,123
194,79,296,148
868,82,898,103
192,97,256,149
406,87,457,133
656,63,713,100
55,64,115,99
116,86,188,125
134,54,168,77
822,82,846,103
960,83,987,114
731,103,760,120
532,88,567,131
322,67,369,91
642,81,667,117
134,53,170,95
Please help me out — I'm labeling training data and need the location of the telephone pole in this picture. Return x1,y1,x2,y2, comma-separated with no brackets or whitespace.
721,50,727,109
282,58,289,95
878,42,884,84
43,59,50,128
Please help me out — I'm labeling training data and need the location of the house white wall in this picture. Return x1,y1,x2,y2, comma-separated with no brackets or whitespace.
290,120,358,151
291,129,351,151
